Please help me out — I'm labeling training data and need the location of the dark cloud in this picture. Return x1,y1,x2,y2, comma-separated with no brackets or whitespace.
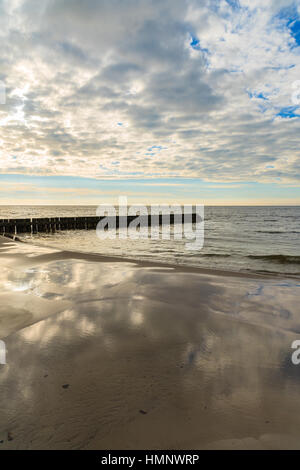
0,0,298,182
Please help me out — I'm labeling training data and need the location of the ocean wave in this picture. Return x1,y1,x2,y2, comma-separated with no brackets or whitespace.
202,253,231,257
255,231,300,234
248,255,300,264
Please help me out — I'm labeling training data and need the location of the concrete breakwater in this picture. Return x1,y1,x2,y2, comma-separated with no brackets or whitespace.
0,214,199,235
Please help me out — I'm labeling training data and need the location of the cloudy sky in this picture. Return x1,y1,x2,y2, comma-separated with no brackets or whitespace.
0,0,299,204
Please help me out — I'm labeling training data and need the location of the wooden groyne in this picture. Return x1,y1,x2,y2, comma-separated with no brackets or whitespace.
0,214,200,235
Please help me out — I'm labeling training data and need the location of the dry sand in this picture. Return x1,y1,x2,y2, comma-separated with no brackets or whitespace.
0,235,300,449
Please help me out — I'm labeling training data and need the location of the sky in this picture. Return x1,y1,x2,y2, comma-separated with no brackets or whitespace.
0,0,299,205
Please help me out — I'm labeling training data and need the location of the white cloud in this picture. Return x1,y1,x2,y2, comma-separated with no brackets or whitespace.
0,0,299,183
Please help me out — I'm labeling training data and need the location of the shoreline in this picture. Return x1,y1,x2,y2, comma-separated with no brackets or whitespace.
2,234,299,282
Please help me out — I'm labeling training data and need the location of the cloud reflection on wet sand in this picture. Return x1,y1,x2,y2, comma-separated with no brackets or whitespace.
0,237,300,449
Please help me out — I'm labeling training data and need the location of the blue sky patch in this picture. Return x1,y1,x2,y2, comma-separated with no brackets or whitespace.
190,36,200,49
275,5,300,47
189,35,209,56
147,145,166,152
225,0,240,10
290,18,300,46
248,90,269,101
276,106,300,118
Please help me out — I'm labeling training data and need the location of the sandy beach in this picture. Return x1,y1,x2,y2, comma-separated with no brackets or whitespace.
0,235,300,449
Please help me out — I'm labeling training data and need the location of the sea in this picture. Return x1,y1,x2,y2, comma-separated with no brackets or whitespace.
0,205,299,277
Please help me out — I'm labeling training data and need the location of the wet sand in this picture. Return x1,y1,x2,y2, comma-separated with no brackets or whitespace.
0,236,300,449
